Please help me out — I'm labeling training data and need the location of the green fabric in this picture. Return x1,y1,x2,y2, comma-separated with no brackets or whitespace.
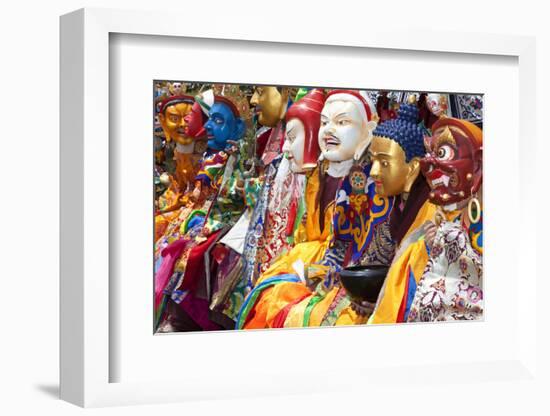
294,88,309,102
303,294,323,327
181,209,206,234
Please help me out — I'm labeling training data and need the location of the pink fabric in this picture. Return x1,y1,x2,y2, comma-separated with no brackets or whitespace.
180,293,222,331
154,238,189,312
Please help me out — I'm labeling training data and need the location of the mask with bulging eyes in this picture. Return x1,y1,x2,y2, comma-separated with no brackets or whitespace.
159,101,193,145
420,119,482,207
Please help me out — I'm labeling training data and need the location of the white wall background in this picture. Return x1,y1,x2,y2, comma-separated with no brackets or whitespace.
0,0,548,414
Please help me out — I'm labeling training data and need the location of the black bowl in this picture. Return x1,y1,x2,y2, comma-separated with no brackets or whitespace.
339,265,389,303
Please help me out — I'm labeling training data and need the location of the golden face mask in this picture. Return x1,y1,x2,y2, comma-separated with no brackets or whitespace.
159,102,193,145
250,86,287,127
368,136,420,197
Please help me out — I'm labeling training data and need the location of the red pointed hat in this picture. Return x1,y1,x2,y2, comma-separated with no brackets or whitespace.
285,88,326,168
325,89,374,121
184,101,208,139
193,93,242,118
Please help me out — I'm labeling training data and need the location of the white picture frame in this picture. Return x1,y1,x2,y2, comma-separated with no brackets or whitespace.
60,7,540,408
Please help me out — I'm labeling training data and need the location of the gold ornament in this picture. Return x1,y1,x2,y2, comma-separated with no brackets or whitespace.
407,94,418,104
434,208,446,226
468,197,481,224
212,84,252,121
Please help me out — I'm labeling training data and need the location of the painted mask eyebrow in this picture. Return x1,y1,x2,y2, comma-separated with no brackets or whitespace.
334,112,351,119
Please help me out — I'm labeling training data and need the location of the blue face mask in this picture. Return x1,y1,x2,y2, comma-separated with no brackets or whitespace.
204,102,245,150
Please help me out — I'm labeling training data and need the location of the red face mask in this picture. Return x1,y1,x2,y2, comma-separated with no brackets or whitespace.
183,102,207,139
420,122,482,206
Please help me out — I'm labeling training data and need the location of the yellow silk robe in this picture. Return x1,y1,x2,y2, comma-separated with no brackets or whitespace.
284,198,438,328
244,167,337,329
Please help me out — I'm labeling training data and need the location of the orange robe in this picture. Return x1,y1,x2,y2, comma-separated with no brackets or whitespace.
242,167,337,329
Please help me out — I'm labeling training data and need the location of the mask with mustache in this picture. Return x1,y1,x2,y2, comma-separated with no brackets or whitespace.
318,93,377,164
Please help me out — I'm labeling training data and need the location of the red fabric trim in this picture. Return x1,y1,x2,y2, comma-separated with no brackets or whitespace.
396,265,411,323
180,230,222,291
272,293,311,328
255,128,271,158
325,90,372,121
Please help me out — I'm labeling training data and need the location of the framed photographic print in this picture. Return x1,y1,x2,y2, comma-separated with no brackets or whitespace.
151,81,484,334
60,7,540,409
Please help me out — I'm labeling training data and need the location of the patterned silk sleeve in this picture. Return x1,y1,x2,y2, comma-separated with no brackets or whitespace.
319,238,348,271
194,150,230,190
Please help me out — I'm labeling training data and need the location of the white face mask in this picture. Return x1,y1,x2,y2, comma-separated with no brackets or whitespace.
318,100,370,162
427,93,445,116
282,118,306,173
170,82,183,95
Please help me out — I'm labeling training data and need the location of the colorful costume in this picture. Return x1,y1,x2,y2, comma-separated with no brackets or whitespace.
370,117,483,324
238,98,437,329
154,95,205,240
208,89,325,328
155,89,250,330
237,90,379,329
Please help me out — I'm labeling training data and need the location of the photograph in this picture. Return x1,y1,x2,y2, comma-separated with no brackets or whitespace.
153,82,484,333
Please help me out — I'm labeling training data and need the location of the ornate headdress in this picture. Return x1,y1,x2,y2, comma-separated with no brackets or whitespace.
212,84,252,120
193,85,252,121
430,117,482,149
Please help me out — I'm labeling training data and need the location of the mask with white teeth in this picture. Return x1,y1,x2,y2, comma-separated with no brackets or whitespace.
420,119,483,207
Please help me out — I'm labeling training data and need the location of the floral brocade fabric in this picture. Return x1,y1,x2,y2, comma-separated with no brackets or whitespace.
407,220,483,322
204,153,262,236
257,169,303,276
240,162,277,294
